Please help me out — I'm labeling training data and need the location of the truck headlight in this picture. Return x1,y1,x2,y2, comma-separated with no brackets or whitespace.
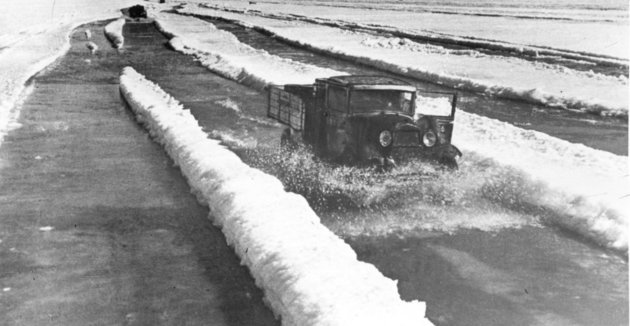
379,130,392,147
422,130,437,147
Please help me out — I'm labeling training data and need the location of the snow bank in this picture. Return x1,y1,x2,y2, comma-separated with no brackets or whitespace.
152,10,628,252
104,18,125,49
86,41,98,54
416,96,452,117
154,12,340,90
119,66,432,326
0,84,34,146
177,4,628,117
191,0,628,60
0,0,137,150
455,111,629,250
0,25,72,147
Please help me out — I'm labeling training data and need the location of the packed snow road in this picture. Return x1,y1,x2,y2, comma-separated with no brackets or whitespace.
177,3,628,120
202,16,628,156
118,18,627,326
0,1,626,325
151,10,627,250
2,13,625,326
0,20,278,326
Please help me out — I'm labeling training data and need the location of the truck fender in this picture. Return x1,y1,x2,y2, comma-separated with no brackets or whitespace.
438,144,462,170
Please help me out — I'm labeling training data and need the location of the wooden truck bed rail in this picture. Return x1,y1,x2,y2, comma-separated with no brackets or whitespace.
268,86,305,131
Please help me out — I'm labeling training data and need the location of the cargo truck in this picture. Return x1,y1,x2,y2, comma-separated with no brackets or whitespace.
268,75,461,169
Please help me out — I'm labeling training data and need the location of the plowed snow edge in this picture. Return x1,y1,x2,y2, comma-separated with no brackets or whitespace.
152,11,628,253
119,66,433,326
104,18,125,49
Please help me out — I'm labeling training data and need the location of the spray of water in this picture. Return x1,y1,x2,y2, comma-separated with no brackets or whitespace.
228,140,540,238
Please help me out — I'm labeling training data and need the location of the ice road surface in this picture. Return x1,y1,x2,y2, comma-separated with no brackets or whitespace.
177,3,628,117
190,0,629,59
151,11,629,252
120,66,433,326
0,0,136,147
155,10,340,88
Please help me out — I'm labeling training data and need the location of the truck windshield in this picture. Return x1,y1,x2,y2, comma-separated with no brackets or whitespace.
350,90,414,115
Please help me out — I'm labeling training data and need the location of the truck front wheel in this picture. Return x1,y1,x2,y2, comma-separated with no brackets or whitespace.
437,144,461,170
439,156,458,170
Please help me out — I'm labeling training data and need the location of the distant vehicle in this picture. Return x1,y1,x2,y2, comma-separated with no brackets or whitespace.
267,75,462,169
128,5,147,19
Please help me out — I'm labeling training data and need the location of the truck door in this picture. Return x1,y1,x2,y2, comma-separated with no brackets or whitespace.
324,85,348,158
314,82,326,153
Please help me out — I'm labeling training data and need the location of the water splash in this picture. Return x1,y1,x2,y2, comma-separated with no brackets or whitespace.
231,143,538,238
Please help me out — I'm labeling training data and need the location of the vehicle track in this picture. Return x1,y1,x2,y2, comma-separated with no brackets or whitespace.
202,16,628,155
0,20,278,326
124,20,628,326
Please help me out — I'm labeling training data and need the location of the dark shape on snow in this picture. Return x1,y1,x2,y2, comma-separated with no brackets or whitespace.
268,75,462,170
129,5,147,19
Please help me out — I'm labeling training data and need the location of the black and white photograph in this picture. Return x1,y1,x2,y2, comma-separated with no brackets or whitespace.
0,0,627,325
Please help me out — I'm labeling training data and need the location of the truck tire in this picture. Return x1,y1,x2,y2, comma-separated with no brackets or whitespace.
439,156,459,170
437,144,461,170
335,145,357,165
280,128,298,151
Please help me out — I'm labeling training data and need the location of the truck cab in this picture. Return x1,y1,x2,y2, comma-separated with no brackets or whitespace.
268,75,461,168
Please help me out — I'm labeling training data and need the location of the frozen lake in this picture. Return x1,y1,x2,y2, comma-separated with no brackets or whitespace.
191,0,629,59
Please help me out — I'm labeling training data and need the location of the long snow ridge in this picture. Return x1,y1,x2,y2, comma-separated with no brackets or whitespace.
104,18,125,49
177,3,628,118
152,11,628,253
0,0,137,149
119,66,433,326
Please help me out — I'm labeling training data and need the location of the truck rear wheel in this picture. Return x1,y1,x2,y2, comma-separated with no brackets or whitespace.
280,128,298,151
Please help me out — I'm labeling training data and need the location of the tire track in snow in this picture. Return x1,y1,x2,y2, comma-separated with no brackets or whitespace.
151,10,629,253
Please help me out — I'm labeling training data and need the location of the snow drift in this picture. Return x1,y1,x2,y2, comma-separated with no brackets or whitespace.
104,18,125,49
154,13,340,89
191,1,628,62
119,66,433,326
151,11,628,252
455,111,629,250
0,25,75,148
0,0,137,149
176,4,628,118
